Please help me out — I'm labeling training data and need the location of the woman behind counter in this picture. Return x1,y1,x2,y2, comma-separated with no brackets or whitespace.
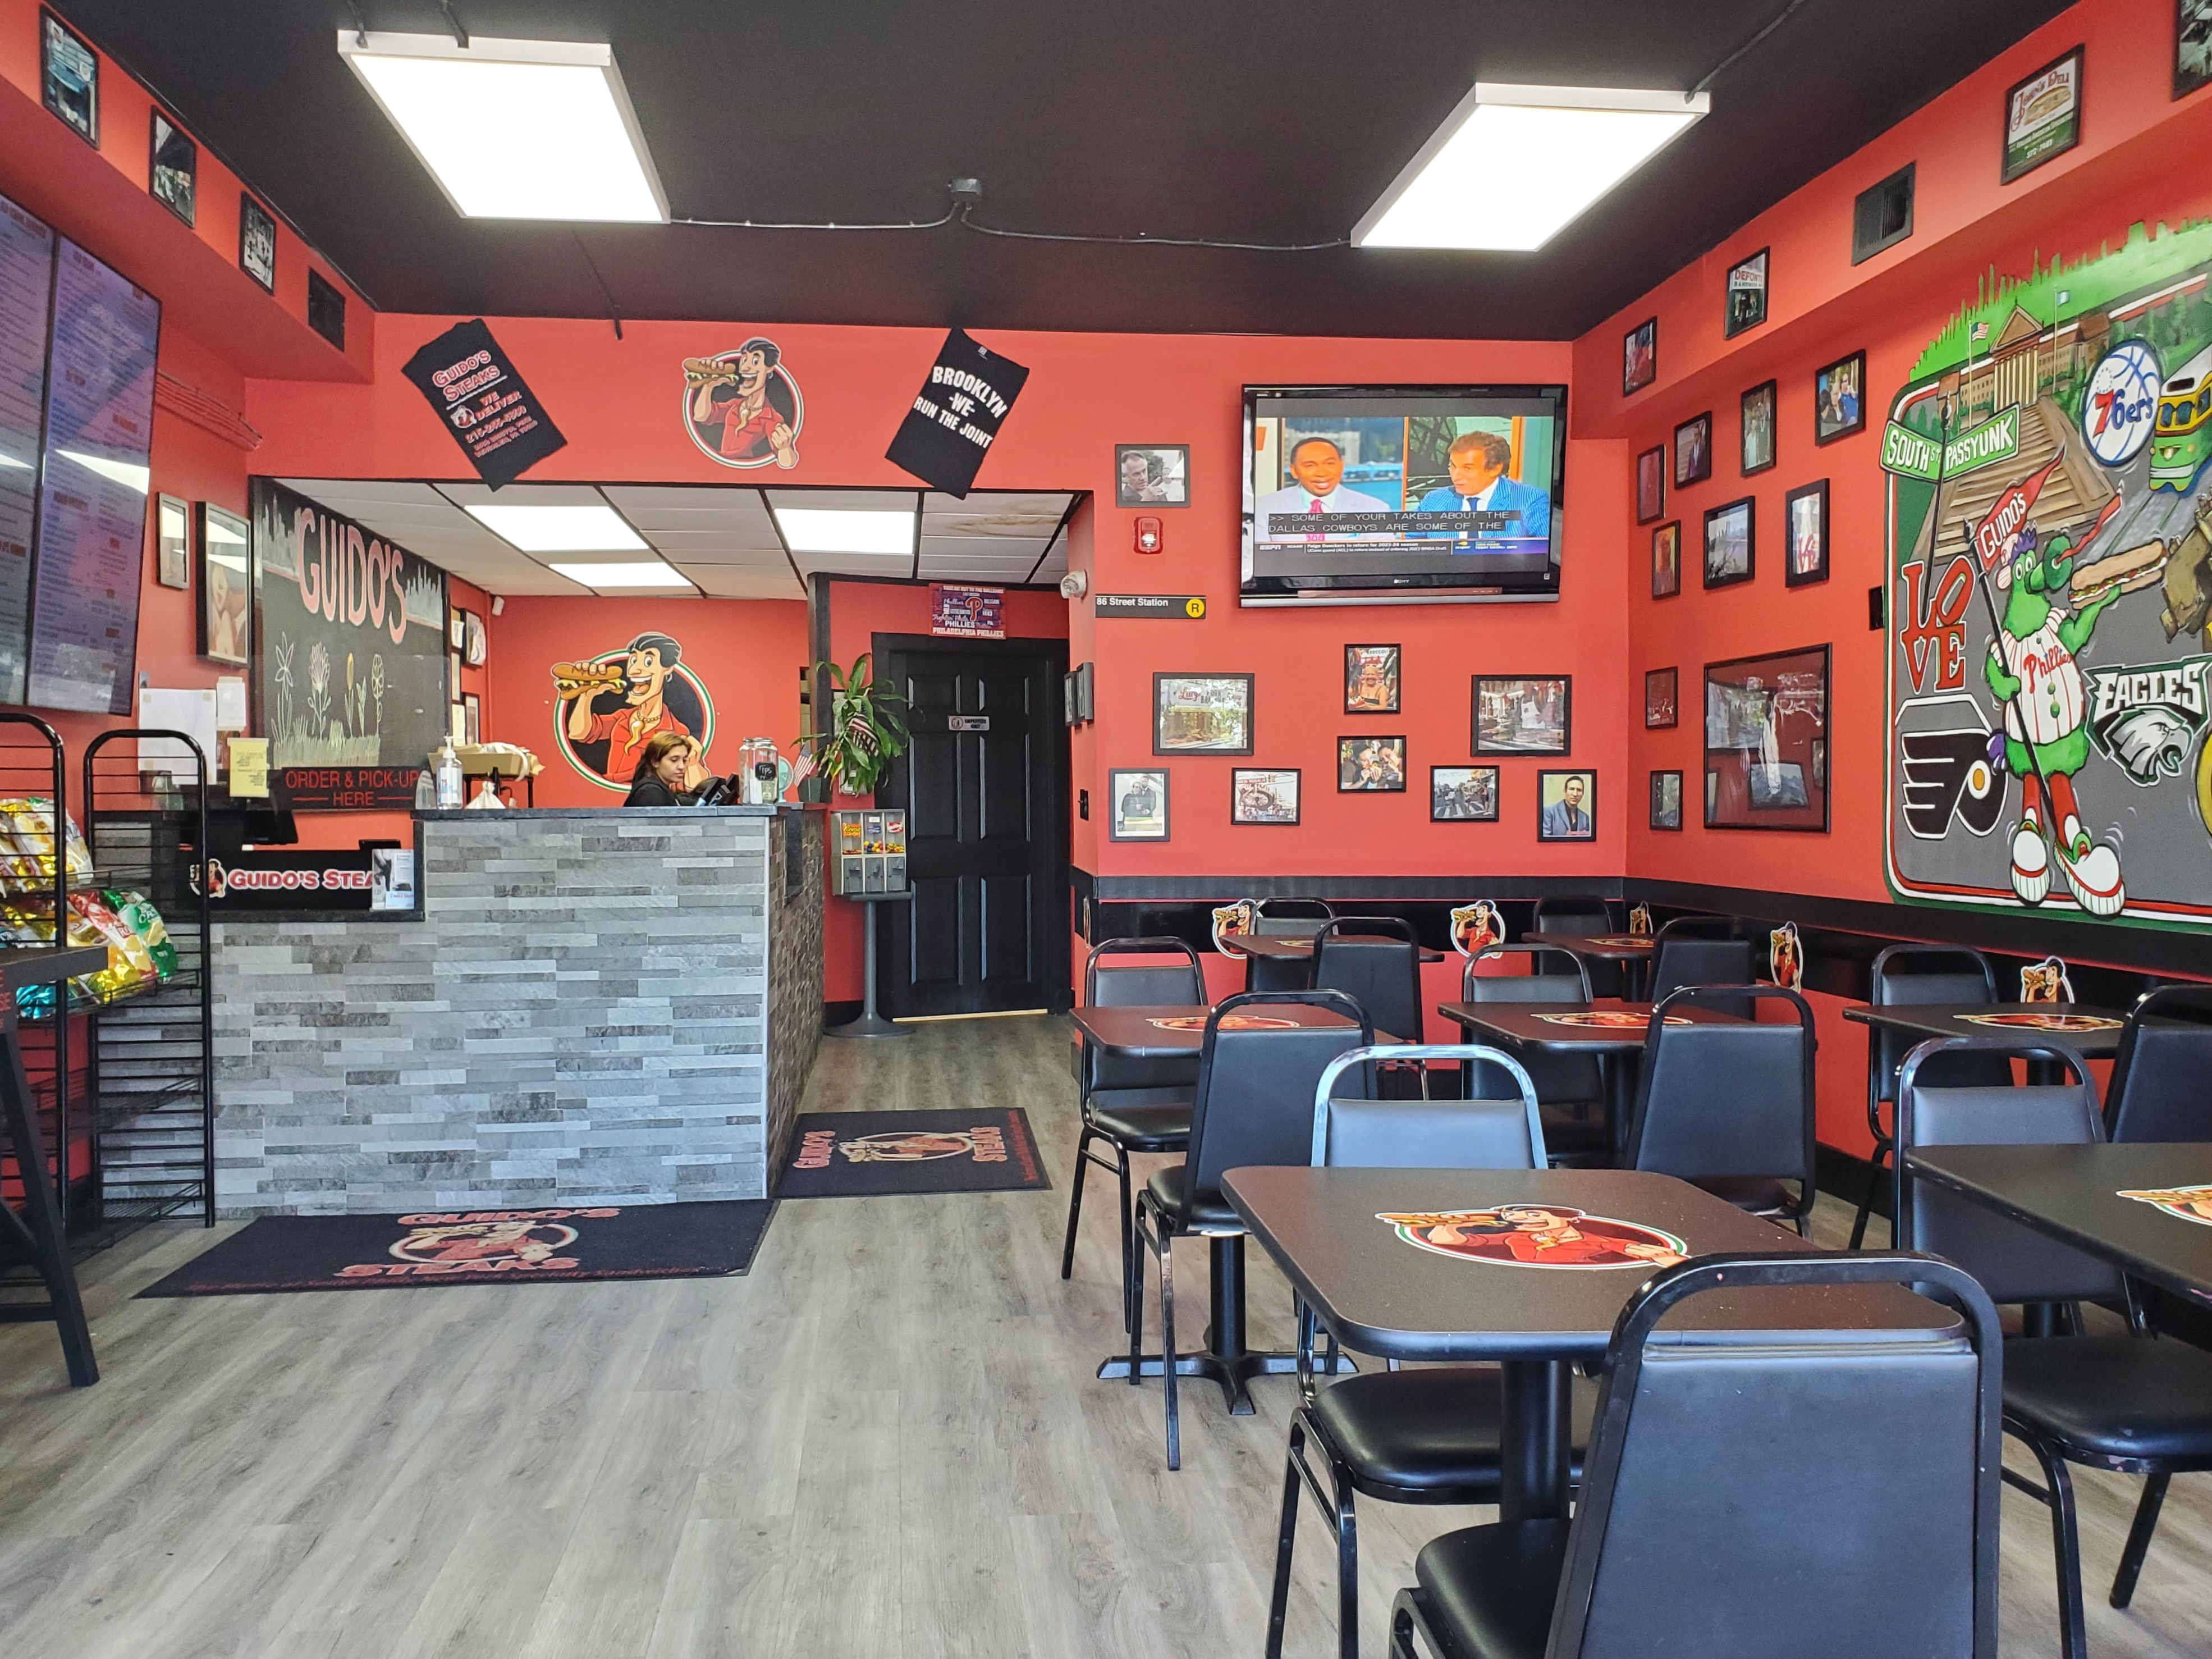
625,732,717,807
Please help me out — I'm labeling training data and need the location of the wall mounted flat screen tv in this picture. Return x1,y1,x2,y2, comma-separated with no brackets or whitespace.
1242,383,1565,606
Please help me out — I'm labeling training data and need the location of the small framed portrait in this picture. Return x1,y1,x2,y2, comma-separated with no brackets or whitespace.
462,692,482,746
154,493,190,590
41,10,98,146
240,194,277,292
1740,380,1778,476
1344,643,1400,714
2003,46,2083,184
1338,735,1407,792
1109,769,1170,841
1703,497,1755,590
2179,0,2212,98
1116,443,1189,507
149,109,196,226
1537,770,1597,841
1724,247,1769,338
1811,738,1828,789
1623,316,1657,395
1431,765,1499,822
1153,673,1252,755
1651,770,1684,831
1673,411,1713,487
197,502,250,665
1231,767,1300,825
1651,520,1682,600
1645,667,1679,730
1785,479,1830,587
1813,350,1866,445
1474,675,1572,756
1634,445,1665,525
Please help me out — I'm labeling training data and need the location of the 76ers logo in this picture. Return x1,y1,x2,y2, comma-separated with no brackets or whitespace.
2082,340,2161,468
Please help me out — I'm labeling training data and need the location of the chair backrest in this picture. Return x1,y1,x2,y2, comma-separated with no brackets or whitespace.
1185,991,1373,1201
2106,984,2212,1142
1895,1038,2123,1305
1084,936,1205,1095
1311,1044,1546,1169
1867,945,2006,1100
1625,985,1815,1189
1648,921,1753,1013
1312,916,1422,1041
1252,895,1333,936
1462,944,1600,1102
1554,1254,2000,1659
1534,895,1611,936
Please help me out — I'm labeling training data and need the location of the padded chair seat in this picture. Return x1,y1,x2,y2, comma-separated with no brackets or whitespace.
1086,1100,1192,1151
1311,1367,1595,1501
1143,1163,1242,1231
2003,1336,2212,1463
1692,1174,1799,1216
1412,1519,1573,1659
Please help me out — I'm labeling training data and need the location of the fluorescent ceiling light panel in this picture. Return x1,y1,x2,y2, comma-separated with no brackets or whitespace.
338,31,668,222
547,560,692,589
772,507,917,556
465,503,649,552
1354,83,1708,252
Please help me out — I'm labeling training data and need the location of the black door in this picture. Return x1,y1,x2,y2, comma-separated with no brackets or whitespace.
877,633,1070,1017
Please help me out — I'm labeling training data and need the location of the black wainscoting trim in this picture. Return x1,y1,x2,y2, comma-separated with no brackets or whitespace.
1086,874,1629,903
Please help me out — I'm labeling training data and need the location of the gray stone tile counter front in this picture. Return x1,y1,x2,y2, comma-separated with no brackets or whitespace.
212,807,823,1216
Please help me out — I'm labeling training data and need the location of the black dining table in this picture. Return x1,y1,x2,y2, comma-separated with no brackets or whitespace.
1843,1002,2128,1062
1223,1166,1955,1519
1523,931,1656,998
1221,932,1447,994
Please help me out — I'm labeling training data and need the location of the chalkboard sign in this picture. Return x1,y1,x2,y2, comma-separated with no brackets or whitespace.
885,329,1028,498
251,479,448,810
0,190,54,706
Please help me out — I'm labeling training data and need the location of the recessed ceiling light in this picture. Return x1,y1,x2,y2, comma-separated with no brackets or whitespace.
772,506,917,556
1355,83,1709,252
338,32,668,222
465,503,649,552
547,561,693,589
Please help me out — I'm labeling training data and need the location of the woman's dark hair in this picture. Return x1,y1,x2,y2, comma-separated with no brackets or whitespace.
631,730,694,786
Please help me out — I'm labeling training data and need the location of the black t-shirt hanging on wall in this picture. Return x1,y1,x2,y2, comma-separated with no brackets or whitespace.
885,328,1029,499
400,318,567,488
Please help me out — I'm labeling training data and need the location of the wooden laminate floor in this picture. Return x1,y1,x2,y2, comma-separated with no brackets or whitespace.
1,1013,2209,1656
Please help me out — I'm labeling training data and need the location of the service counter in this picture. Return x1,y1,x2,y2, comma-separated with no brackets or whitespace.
210,805,823,1216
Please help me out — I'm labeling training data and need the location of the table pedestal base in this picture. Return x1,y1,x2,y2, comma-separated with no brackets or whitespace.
1099,1233,1348,1413
1500,1359,1572,1520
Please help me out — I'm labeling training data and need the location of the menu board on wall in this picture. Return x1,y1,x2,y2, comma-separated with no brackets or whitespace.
26,239,158,714
251,478,448,809
0,192,54,706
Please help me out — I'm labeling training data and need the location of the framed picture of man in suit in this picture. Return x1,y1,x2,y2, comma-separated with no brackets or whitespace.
1537,771,1597,841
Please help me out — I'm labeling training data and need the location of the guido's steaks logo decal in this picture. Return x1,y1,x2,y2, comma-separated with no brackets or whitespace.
683,338,802,469
1378,1205,1687,1269
777,1109,1050,1199
337,1208,612,1279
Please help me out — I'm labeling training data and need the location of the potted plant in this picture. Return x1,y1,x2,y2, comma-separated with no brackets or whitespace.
800,653,910,796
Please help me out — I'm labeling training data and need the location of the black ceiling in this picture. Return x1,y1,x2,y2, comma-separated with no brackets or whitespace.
57,0,2074,339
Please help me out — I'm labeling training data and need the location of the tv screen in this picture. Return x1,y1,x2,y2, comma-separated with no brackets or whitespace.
1241,383,1564,606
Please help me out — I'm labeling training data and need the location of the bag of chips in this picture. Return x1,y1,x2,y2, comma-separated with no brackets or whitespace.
67,892,155,999
103,889,177,981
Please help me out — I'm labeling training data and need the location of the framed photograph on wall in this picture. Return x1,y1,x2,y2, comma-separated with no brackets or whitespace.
1651,770,1684,830
1116,443,1189,507
1645,667,1679,729
240,194,277,292
1623,317,1657,395
1634,445,1665,524
462,692,482,745
1431,765,1499,822
1704,643,1830,832
1673,411,1713,487
1153,673,1252,755
197,502,250,665
1537,770,1596,841
2178,0,2212,98
1813,350,1866,445
1344,643,1399,713
1109,769,1170,841
1651,520,1681,599
1231,767,1300,825
154,493,190,590
1740,380,1778,476
2003,46,2083,183
1785,479,1830,587
150,109,196,225
1474,675,1571,756
1724,248,1769,337
1338,735,1406,792
40,10,98,146
1703,497,1755,590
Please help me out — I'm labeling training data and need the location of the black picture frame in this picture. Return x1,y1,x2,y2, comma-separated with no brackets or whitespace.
1813,350,1867,445
1230,767,1301,825
1073,661,1095,723
1109,769,1170,841
1431,765,1499,822
1115,444,1190,507
149,108,196,226
154,493,190,591
1337,735,1407,792
1634,445,1665,525
197,502,250,666
1673,411,1713,487
40,9,98,146
1651,520,1682,600
462,692,482,746
1623,317,1657,395
1703,643,1831,833
2178,0,2212,98
1650,770,1684,831
2003,45,2084,184
1152,672,1253,755
1740,379,1778,476
1536,770,1597,842
1784,479,1831,588
240,194,277,292
1702,497,1756,590
1473,675,1572,756
1724,247,1769,338
1645,667,1679,730
1344,643,1400,714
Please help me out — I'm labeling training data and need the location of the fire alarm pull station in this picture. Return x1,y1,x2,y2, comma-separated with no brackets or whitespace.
1134,516,1162,554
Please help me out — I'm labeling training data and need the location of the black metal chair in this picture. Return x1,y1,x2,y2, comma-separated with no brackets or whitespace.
1268,1042,1594,1659
1313,916,1424,1043
1849,944,2008,1248
1131,990,1373,1469
1897,1036,2212,1658
1388,1252,2003,1659
1060,937,1204,1330
2104,984,2212,1142
1622,984,1817,1233
1646,915,1752,1011
1531,895,1611,936
1462,944,1606,1160
1246,897,1335,990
